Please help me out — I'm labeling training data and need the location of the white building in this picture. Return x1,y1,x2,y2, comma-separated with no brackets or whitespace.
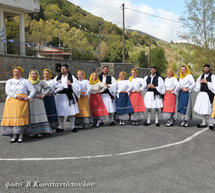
0,0,40,55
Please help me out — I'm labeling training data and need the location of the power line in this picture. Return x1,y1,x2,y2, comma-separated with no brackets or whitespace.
126,7,181,24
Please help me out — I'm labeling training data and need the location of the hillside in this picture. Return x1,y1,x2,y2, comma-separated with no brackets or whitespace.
4,0,205,76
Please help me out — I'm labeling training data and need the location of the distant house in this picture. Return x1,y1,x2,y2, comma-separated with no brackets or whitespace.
36,45,72,60
0,0,40,55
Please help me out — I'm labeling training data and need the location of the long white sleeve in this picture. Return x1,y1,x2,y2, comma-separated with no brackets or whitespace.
108,77,117,97
5,80,16,98
155,77,165,95
72,75,81,99
194,75,201,92
207,74,215,93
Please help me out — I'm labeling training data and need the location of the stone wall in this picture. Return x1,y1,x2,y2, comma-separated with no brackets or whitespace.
0,54,150,101
0,54,99,80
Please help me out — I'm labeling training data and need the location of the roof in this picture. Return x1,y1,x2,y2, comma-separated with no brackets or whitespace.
0,0,40,13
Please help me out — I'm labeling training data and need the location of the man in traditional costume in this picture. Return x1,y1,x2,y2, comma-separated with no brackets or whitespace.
116,71,134,126
76,70,93,129
163,68,179,127
99,66,117,126
89,72,109,127
54,64,81,133
143,66,165,127
1,66,35,143
129,68,145,126
194,64,215,128
177,65,195,127
28,70,53,137
43,69,64,131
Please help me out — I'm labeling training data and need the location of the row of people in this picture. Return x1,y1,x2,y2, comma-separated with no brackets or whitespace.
1,64,215,143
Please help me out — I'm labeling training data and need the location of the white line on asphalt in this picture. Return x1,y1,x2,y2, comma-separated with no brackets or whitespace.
0,127,208,161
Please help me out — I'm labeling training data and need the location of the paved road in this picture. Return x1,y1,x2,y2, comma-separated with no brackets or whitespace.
0,94,215,193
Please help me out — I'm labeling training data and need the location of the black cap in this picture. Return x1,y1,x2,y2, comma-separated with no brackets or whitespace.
151,66,157,70
61,64,69,69
204,64,210,68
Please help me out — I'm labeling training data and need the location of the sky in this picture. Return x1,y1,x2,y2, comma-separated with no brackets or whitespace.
68,0,186,42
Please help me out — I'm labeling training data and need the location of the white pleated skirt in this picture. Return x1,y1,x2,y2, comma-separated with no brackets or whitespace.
144,91,163,109
101,94,116,113
55,94,80,117
194,92,212,115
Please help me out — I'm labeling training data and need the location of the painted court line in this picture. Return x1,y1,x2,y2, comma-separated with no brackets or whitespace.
0,127,208,161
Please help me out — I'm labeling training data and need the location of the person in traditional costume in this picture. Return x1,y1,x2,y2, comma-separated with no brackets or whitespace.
177,65,195,127
143,66,165,127
129,68,145,126
76,70,93,129
210,98,215,130
1,66,35,143
89,72,109,127
99,66,117,126
163,68,179,127
116,71,134,126
28,70,53,137
43,68,64,132
194,64,215,129
54,64,81,133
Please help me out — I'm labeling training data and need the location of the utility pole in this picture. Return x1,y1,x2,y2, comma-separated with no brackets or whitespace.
122,3,125,63
98,21,102,63
148,41,151,67
58,20,61,52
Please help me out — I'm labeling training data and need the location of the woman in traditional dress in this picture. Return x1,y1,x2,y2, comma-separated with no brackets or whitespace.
76,70,93,129
116,71,134,126
1,66,35,143
28,69,53,137
177,65,195,127
89,72,108,127
163,68,179,127
129,68,145,125
43,68,64,132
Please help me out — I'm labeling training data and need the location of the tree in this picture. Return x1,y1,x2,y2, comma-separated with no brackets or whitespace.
180,0,215,66
150,47,168,73
138,50,148,68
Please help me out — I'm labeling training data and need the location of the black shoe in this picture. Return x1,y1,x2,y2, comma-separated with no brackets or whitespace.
56,128,64,133
209,125,214,130
100,121,104,126
72,128,78,133
109,122,115,126
144,122,150,126
155,123,160,127
197,124,207,128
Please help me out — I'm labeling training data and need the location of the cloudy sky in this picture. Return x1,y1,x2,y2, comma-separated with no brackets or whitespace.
68,0,185,42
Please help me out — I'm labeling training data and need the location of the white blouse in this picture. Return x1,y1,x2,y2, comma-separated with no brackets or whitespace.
164,77,179,93
90,82,107,94
116,80,132,97
177,74,195,92
130,77,145,92
5,78,35,99
54,74,81,98
44,79,64,93
194,73,215,93
78,79,91,96
101,75,117,97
